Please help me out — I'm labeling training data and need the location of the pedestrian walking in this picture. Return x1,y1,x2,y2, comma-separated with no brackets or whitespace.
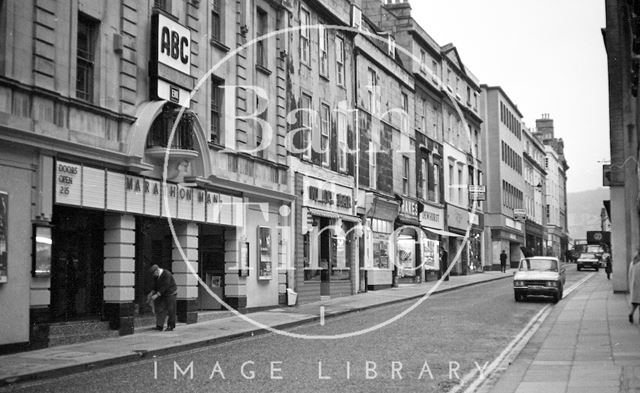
500,250,507,273
629,251,640,323
439,247,449,281
148,264,177,331
605,255,612,280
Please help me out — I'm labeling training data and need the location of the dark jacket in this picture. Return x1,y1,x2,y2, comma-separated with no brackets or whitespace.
500,252,507,264
154,269,177,297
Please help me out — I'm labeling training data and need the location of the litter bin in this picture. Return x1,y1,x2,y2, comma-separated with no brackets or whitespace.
286,288,298,306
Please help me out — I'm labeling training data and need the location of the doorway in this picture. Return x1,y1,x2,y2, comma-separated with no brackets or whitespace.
198,225,226,310
50,206,104,321
135,217,173,316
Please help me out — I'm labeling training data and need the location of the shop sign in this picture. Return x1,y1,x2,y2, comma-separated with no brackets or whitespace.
55,161,241,226
154,13,191,75
446,204,468,230
150,13,193,106
469,185,486,202
303,177,352,215
514,208,527,221
0,192,7,283
397,196,419,220
420,204,443,230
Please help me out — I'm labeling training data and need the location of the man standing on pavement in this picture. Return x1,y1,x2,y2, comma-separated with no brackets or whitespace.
629,251,640,323
439,246,449,281
500,250,507,273
148,264,177,331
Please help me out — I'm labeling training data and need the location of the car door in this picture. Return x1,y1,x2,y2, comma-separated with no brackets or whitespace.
560,262,566,286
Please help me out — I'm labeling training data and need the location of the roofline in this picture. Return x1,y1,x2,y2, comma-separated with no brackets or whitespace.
480,84,524,118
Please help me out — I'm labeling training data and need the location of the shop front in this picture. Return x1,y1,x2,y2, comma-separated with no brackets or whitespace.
43,160,247,338
446,204,472,275
394,196,422,283
524,219,544,256
490,227,525,269
419,203,444,280
296,175,358,303
362,193,398,290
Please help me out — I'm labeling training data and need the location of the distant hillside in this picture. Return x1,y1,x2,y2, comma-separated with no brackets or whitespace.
567,188,610,241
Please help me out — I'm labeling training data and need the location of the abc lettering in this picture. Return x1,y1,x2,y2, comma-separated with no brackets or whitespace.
161,26,189,65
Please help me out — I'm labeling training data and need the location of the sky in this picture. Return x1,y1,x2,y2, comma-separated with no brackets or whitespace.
409,0,609,193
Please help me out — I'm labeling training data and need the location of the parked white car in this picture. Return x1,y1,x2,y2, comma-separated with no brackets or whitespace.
513,257,566,303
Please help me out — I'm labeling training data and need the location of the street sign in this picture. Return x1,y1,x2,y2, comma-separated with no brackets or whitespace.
468,185,486,201
514,208,527,221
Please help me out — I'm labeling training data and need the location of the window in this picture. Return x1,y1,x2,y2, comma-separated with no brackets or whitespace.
256,9,267,67
401,92,409,133
367,68,378,115
76,13,98,102
421,99,427,132
335,36,345,86
421,157,428,200
211,78,223,144
301,93,312,159
369,141,377,189
420,50,426,72
320,103,330,166
433,163,440,203
403,156,410,195
431,60,437,75
154,0,171,12
448,164,454,201
256,94,267,158
458,167,463,203
319,25,328,77
211,0,222,44
300,9,310,65
338,111,347,171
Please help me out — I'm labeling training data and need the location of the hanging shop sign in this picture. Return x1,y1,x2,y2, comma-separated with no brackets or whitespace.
54,161,242,226
302,177,353,216
150,12,194,107
0,191,7,283
468,185,486,202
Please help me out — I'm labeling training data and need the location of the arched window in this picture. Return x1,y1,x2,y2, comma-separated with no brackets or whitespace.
146,105,195,150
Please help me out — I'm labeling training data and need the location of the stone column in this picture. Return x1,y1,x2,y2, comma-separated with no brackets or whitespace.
173,222,199,324
103,214,135,335
224,228,247,310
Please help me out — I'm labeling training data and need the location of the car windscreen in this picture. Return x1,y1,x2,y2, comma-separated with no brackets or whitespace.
586,245,603,253
580,253,596,259
519,259,558,271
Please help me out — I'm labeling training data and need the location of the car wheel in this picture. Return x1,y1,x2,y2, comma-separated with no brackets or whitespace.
552,293,560,303
595,267,599,272
577,265,581,271
514,293,520,302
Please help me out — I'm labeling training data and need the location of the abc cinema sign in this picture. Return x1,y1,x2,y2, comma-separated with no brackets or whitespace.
155,12,191,75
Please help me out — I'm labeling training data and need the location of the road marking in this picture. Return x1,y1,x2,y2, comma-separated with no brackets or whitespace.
320,306,325,326
452,272,595,393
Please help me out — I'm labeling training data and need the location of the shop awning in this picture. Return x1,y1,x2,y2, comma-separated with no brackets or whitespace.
423,228,465,238
307,208,360,223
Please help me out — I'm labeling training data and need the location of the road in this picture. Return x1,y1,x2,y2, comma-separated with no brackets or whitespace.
6,265,591,393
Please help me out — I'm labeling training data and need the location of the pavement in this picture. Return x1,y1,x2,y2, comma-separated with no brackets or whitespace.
485,272,640,393
0,269,515,387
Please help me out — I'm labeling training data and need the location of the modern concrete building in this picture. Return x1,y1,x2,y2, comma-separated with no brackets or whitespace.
480,86,525,269
602,0,640,292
